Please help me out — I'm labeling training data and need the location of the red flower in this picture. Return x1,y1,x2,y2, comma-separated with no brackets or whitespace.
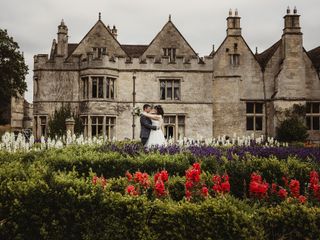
160,170,169,182
154,172,160,182
186,168,201,183
125,171,132,181
249,173,269,199
309,170,320,200
223,174,229,182
249,181,260,193
212,174,230,194
251,172,262,183
185,181,193,190
278,188,288,199
126,185,138,196
221,181,230,193
133,171,150,189
154,170,169,183
271,183,277,194
212,184,222,193
289,179,300,198
212,175,221,184
92,176,98,185
185,190,191,200
201,186,209,197
155,180,166,197
298,195,307,204
134,171,143,183
310,170,319,183
100,176,107,188
282,176,288,186
193,162,201,171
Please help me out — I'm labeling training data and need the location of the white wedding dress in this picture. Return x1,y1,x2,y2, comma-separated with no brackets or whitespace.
145,118,166,147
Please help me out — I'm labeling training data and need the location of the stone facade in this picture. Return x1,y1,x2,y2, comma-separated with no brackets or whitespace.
0,95,33,133
33,8,320,141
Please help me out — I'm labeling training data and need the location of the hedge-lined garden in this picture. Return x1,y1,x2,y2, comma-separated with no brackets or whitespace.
1,143,320,239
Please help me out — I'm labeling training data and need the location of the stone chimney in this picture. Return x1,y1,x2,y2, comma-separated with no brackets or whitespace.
226,9,241,36
57,19,68,57
276,6,305,99
283,6,301,35
282,7,303,59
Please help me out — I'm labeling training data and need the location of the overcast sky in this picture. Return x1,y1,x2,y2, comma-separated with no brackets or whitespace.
1,0,319,102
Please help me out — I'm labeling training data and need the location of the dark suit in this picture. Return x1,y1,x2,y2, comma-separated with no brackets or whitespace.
140,114,157,145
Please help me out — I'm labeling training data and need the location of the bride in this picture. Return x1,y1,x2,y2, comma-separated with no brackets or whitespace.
141,105,166,147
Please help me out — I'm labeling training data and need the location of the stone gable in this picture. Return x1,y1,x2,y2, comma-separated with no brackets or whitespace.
70,21,127,58
142,20,197,58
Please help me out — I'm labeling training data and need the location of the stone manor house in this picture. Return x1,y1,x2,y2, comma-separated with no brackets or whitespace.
33,8,320,141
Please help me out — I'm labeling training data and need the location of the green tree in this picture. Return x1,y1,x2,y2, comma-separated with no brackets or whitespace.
276,104,308,143
0,29,28,101
48,105,83,138
0,29,28,124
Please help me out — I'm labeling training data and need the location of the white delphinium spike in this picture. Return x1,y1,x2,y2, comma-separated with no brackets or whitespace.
72,133,76,143
55,139,63,148
24,142,29,151
66,130,72,145
29,135,34,147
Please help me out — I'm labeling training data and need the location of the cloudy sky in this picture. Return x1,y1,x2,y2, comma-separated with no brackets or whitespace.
1,0,319,102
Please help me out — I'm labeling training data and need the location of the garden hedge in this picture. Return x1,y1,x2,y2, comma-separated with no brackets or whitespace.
1,168,320,240
1,145,320,239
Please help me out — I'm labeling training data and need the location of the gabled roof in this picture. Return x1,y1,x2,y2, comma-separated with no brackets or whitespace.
121,44,148,57
256,40,281,70
66,20,128,59
308,46,320,69
142,19,198,57
213,35,262,69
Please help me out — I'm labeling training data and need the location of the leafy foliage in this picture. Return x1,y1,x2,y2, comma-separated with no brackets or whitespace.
0,29,28,124
276,104,309,142
48,105,83,137
0,29,28,100
1,145,320,239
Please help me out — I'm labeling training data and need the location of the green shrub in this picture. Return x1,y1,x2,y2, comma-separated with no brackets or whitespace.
257,201,320,240
276,104,309,143
0,153,320,240
44,147,191,178
277,117,308,143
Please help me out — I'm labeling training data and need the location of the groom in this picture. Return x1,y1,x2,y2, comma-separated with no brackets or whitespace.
140,104,158,145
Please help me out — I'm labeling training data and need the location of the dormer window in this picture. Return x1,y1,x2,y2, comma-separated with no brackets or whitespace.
93,47,106,59
163,48,176,62
230,54,240,66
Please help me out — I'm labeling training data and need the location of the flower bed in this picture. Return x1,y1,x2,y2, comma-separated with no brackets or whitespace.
1,144,320,239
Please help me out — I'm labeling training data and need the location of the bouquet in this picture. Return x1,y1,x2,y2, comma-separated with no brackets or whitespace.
132,107,141,116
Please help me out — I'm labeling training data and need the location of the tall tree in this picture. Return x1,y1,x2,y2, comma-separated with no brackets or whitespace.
0,29,28,102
